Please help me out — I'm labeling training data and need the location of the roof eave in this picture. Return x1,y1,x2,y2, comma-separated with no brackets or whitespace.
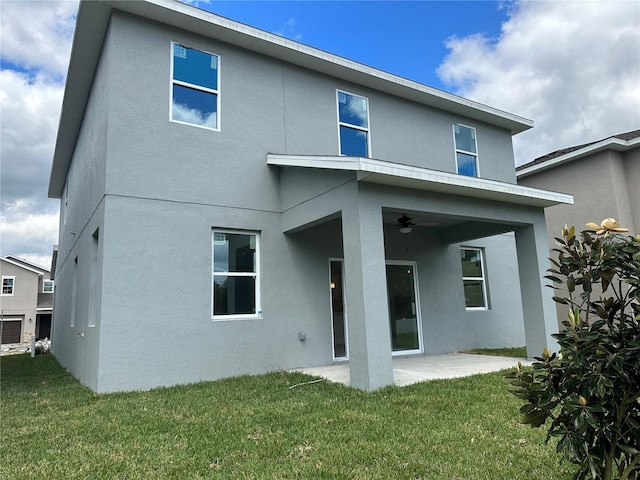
1,257,48,275
517,136,640,178
48,1,112,198
49,0,533,198
268,154,573,209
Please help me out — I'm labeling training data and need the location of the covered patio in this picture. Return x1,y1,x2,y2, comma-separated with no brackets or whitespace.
294,352,533,387
270,153,572,391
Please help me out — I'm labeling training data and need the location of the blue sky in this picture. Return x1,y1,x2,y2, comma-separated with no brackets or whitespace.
0,0,638,266
203,1,508,91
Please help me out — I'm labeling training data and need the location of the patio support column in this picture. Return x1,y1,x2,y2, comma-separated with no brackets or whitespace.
341,198,394,391
515,218,560,358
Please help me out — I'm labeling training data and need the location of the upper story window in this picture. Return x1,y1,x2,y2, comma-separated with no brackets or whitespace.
337,91,370,157
453,124,478,177
2,276,15,296
171,43,220,130
43,280,55,293
460,247,488,310
212,230,260,319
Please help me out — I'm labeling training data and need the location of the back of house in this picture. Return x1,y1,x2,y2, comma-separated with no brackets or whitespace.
48,0,571,392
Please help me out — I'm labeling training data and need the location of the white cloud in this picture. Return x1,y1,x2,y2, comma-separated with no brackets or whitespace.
276,17,302,41
0,70,64,201
178,0,211,7
0,0,78,77
0,199,59,267
0,1,75,265
437,0,640,165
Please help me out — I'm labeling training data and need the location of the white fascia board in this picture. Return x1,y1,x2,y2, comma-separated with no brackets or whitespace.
267,154,574,208
50,0,533,198
142,0,532,132
1,258,46,276
517,136,640,178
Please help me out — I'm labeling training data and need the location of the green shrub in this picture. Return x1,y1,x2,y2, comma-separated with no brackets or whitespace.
507,219,640,480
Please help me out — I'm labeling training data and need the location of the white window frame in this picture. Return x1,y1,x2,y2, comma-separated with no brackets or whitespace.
212,229,261,320
336,89,371,157
460,247,488,310
386,260,424,356
1,276,15,296
453,124,479,177
170,41,221,132
43,280,55,293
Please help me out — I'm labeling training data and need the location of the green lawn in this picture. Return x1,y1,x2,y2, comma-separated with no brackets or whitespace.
462,346,528,358
0,354,572,479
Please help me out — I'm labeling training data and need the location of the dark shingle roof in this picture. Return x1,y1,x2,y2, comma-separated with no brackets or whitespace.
517,129,640,171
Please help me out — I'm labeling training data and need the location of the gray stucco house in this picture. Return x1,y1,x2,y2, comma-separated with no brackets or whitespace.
48,0,572,393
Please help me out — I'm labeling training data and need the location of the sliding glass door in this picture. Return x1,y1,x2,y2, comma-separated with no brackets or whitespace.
386,262,422,354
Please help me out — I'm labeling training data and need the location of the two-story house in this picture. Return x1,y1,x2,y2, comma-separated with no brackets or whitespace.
517,129,639,325
517,129,639,240
48,0,572,393
0,256,54,344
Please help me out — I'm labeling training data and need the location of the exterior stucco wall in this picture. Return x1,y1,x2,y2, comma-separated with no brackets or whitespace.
96,195,343,392
518,151,636,251
623,148,640,233
518,146,639,328
53,9,538,392
51,23,110,389
104,11,517,208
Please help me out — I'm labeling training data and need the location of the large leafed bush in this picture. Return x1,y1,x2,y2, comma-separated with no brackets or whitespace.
507,219,640,480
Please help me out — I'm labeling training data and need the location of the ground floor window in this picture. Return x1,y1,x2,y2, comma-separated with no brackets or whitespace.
212,230,260,319
460,247,488,309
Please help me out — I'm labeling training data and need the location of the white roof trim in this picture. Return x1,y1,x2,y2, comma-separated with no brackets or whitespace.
517,135,640,178
1,257,46,276
49,0,533,198
268,154,573,208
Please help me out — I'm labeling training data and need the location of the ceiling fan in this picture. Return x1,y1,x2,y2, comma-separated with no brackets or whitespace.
397,214,416,234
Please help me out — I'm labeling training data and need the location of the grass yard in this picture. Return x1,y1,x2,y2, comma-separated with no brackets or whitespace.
462,346,528,358
0,354,572,479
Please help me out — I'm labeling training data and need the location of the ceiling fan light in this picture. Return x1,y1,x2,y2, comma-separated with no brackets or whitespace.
398,226,413,234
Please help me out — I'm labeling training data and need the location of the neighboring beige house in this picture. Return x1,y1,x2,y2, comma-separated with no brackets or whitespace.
517,129,640,324
0,256,54,344
517,129,639,245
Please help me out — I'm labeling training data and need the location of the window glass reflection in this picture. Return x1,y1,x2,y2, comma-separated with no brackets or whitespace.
172,85,217,129
339,126,368,157
173,44,218,90
461,249,482,277
454,125,476,153
463,280,485,308
213,233,255,273
456,152,477,177
213,276,256,315
338,91,368,128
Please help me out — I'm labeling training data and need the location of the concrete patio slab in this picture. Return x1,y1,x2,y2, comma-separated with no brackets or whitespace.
293,353,532,387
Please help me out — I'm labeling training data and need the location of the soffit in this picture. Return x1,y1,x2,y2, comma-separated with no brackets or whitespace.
267,154,574,208
517,136,640,178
